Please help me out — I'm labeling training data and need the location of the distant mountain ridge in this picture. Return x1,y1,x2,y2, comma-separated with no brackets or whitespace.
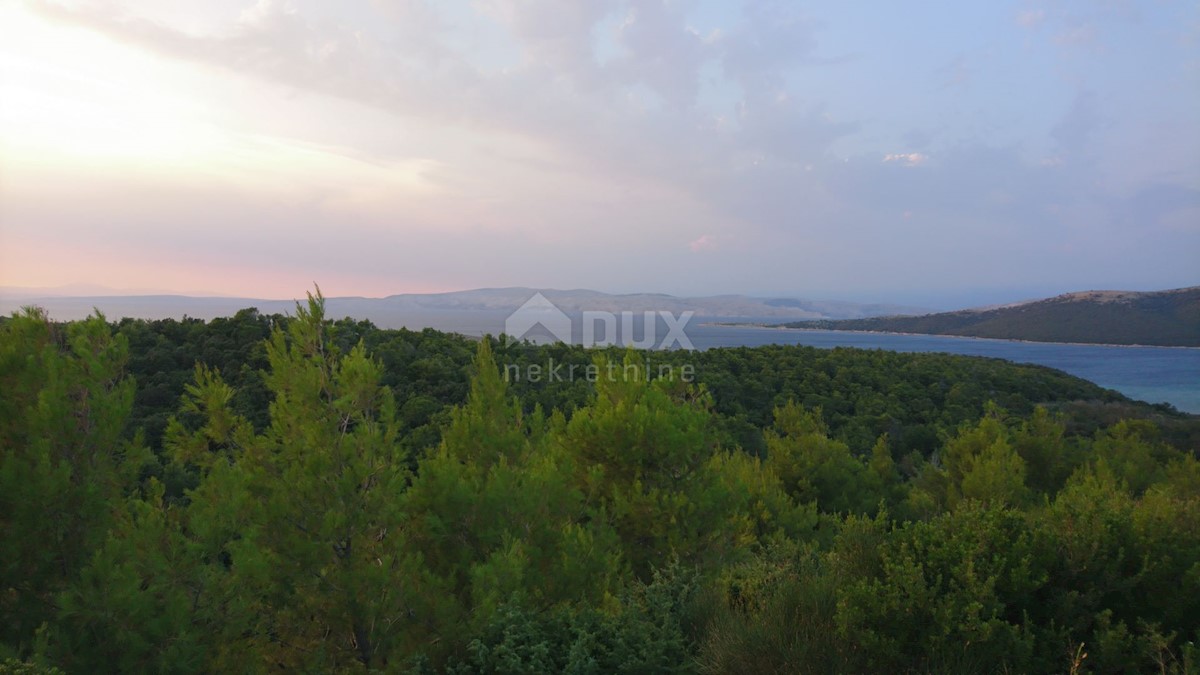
782,287,1200,347
0,286,926,327
371,287,926,319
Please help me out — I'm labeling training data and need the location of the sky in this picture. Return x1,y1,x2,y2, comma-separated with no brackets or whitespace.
0,0,1198,307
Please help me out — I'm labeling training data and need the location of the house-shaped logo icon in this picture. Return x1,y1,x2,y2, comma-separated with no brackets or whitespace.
505,293,573,344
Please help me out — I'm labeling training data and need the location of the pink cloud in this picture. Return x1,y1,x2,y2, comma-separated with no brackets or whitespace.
1016,9,1045,29
688,234,718,252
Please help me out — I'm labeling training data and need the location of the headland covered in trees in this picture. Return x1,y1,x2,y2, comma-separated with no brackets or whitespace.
782,286,1200,347
2,290,1199,673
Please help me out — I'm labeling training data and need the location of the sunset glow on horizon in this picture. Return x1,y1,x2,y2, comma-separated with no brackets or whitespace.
2,0,1197,306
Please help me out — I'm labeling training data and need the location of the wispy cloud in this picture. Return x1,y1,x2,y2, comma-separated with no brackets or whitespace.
1016,9,1046,29
688,234,719,252
3,0,1197,299
883,152,929,167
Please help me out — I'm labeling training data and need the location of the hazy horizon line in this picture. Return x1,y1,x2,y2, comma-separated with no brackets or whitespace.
2,282,1197,314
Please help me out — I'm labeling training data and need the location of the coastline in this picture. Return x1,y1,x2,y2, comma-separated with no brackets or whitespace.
699,322,1200,351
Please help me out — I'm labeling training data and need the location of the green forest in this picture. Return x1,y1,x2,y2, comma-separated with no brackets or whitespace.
3,291,1199,674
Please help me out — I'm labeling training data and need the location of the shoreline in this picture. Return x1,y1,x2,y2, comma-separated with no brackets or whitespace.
700,322,1200,351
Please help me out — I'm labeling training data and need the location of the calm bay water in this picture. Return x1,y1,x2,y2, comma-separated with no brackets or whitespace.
687,324,1200,414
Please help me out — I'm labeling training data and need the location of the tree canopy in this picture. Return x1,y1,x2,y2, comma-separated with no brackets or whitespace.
2,293,1198,673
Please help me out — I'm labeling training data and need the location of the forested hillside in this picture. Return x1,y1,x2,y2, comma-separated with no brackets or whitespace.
3,292,1199,674
785,286,1200,347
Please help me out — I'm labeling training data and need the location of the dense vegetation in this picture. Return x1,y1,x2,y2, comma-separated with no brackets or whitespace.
3,291,1199,674
785,286,1200,347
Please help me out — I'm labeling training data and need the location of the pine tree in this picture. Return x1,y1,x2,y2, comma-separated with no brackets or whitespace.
400,340,623,664
0,309,146,655
50,290,423,671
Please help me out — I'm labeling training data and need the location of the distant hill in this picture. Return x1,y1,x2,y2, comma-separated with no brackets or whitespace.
0,286,925,327
369,287,926,319
782,287,1200,347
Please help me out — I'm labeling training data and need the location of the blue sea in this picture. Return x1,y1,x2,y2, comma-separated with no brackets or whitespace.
686,324,1200,414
